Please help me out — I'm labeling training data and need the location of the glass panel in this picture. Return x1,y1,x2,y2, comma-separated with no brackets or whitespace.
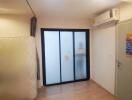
44,31,60,84
60,31,74,82
75,32,87,80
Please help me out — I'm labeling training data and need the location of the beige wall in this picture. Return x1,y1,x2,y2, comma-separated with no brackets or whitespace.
0,14,37,99
0,14,31,37
36,17,93,87
0,37,37,100
91,3,132,95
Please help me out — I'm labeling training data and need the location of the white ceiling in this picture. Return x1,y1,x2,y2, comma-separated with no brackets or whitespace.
0,0,126,19
29,0,121,19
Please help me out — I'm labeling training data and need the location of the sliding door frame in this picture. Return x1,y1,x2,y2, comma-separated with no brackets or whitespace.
41,28,90,86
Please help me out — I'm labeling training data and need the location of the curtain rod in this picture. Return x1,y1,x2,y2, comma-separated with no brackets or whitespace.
26,0,36,16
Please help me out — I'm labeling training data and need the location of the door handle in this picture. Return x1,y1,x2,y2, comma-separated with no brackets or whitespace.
117,60,122,69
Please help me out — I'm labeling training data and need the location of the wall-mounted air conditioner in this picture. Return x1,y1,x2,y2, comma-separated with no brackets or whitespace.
93,8,120,27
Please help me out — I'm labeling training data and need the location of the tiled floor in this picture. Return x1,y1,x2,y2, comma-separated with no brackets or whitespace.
36,80,117,100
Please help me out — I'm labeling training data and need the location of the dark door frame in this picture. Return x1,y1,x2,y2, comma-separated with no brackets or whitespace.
41,28,90,86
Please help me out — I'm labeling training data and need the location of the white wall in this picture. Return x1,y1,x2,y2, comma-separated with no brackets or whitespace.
37,17,93,29
0,14,31,37
91,3,132,95
91,24,116,94
36,17,93,87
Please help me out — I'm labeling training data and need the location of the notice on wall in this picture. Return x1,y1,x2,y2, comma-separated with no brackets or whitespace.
126,34,132,58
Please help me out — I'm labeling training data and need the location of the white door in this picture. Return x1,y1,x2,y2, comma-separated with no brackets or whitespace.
116,19,132,100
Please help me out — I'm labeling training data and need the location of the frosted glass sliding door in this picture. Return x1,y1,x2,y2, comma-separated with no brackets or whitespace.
44,31,60,85
42,29,89,85
60,31,74,82
75,32,87,80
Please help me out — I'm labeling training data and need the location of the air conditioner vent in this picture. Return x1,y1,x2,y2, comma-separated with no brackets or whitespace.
93,8,120,27
110,10,113,18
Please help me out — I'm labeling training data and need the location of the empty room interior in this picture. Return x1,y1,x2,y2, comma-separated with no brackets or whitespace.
0,0,132,100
